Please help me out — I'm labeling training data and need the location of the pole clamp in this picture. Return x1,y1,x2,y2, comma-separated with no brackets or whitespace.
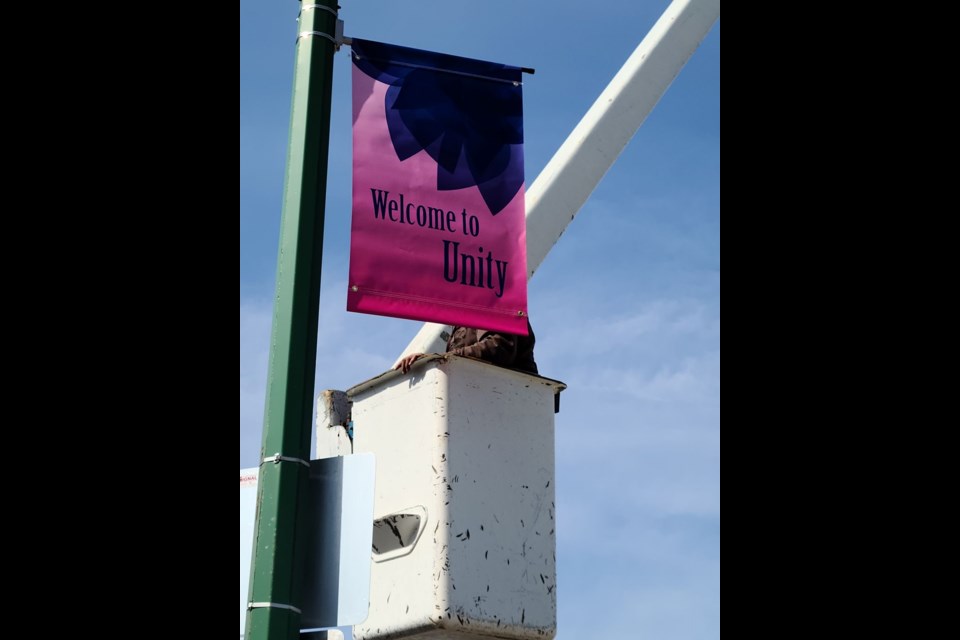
262,453,310,468
298,30,338,46
301,4,338,16
247,601,302,614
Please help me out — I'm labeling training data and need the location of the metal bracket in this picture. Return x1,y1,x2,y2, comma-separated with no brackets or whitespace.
298,30,338,46
298,19,350,50
300,3,337,16
247,601,303,614
262,453,310,468
337,19,351,46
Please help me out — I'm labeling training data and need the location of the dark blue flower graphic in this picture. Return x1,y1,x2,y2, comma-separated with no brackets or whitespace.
352,39,524,215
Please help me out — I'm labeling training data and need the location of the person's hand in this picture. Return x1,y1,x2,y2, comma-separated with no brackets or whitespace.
395,353,426,374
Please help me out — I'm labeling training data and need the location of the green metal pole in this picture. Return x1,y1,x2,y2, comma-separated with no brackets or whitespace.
246,2,338,638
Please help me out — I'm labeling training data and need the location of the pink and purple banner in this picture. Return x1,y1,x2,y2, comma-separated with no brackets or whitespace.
347,39,528,335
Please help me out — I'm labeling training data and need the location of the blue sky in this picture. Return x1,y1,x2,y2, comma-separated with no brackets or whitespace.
241,1,719,638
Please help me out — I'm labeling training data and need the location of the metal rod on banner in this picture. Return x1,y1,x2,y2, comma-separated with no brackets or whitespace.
394,0,720,363
340,37,534,74
245,1,338,639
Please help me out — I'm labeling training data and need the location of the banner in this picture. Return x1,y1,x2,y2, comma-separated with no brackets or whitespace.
347,39,528,335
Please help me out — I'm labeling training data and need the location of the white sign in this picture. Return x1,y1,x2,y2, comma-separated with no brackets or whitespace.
240,454,376,637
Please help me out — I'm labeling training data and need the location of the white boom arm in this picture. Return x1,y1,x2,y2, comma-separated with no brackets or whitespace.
395,0,720,363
